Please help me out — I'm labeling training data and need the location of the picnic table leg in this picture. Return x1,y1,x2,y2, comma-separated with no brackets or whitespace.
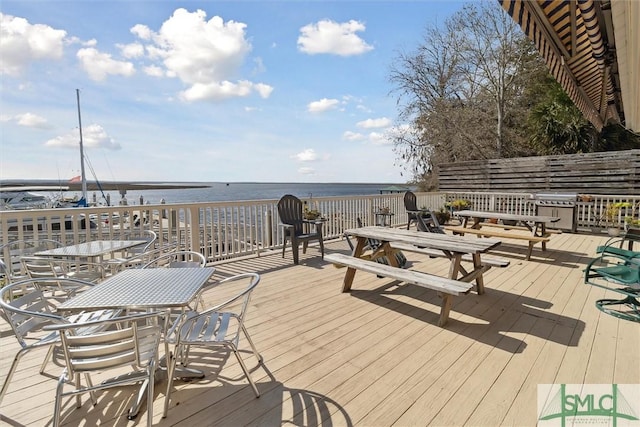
342,237,367,292
531,222,548,252
382,243,400,268
471,217,482,229
526,243,534,261
472,253,485,294
448,255,462,281
438,294,452,327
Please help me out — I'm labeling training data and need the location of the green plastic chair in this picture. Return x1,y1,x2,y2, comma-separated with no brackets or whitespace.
584,248,639,322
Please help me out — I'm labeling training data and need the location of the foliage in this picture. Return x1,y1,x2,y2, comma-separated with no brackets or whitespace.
528,79,601,154
389,2,547,183
303,208,322,220
433,208,451,225
446,199,471,210
600,124,640,151
389,2,639,189
604,202,632,228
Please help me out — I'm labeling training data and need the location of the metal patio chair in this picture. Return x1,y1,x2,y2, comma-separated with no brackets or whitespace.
104,229,158,271
0,239,63,285
141,250,207,269
45,311,163,427
163,273,263,417
0,278,119,406
21,255,107,284
277,194,324,265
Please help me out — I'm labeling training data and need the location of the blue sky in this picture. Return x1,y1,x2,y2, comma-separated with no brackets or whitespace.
1,1,466,183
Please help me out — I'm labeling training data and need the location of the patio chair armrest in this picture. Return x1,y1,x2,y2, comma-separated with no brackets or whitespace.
43,311,161,331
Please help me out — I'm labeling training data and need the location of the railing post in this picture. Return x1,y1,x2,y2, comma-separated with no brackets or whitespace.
187,207,200,253
265,209,273,247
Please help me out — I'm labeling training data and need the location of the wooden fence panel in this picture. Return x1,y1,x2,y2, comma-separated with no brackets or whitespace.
437,150,640,195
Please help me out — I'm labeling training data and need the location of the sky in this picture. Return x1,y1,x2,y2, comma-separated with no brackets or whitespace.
0,0,467,184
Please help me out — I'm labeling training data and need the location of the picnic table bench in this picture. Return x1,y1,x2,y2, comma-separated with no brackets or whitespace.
446,210,560,260
325,253,474,326
445,226,550,260
328,226,504,326
475,222,562,234
390,242,510,268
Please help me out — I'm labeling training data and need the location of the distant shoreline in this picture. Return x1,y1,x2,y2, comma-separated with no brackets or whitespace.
1,179,406,186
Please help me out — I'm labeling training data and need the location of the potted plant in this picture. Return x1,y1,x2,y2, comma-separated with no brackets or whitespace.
446,199,472,212
604,202,632,236
303,208,322,220
433,207,451,225
623,202,640,231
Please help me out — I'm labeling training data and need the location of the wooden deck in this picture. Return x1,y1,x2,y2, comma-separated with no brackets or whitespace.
1,231,638,426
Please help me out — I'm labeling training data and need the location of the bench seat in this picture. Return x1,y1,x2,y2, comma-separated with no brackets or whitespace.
476,222,562,234
389,242,510,268
325,252,474,326
445,226,550,260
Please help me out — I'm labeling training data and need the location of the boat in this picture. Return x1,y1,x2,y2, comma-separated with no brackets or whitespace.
0,187,53,210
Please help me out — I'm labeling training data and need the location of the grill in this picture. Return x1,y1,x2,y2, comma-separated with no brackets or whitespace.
532,193,578,232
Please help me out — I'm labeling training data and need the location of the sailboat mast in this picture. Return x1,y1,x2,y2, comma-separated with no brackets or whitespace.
76,89,88,203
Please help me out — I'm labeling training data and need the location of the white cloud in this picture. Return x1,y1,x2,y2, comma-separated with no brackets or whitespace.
307,98,340,113
254,83,274,98
298,167,316,175
77,47,135,81
369,131,391,145
293,148,318,162
118,42,145,59
45,124,121,150
128,8,272,101
131,24,152,41
357,117,391,129
0,13,67,76
179,80,272,101
143,65,164,77
297,19,373,56
342,131,365,141
16,113,51,129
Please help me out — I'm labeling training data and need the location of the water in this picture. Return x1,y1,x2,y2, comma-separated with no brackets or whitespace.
96,182,412,205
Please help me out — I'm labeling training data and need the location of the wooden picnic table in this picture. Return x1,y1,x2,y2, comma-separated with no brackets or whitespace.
447,210,560,260
341,226,501,294
326,226,504,326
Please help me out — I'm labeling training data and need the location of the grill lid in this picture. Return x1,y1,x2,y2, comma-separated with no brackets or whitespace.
532,193,577,207
532,192,578,201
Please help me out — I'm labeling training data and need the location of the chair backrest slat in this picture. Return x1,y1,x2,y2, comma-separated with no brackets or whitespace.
278,194,305,234
56,314,161,376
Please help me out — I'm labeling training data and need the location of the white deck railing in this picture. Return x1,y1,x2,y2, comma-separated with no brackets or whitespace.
1,192,638,263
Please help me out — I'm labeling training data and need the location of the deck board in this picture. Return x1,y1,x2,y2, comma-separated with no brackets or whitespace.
1,230,638,426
